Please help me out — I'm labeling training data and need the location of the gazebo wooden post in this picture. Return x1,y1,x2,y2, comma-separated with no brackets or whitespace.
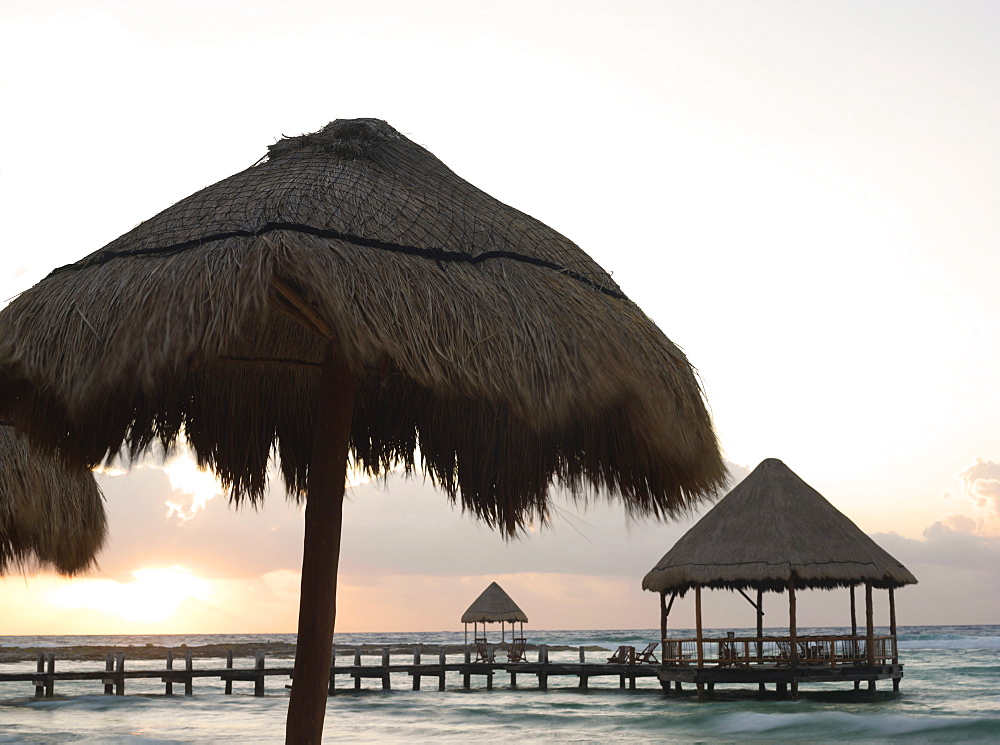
866,582,876,700
788,579,798,700
285,343,357,745
889,587,898,663
850,585,858,637
659,591,667,650
695,585,705,699
757,588,765,693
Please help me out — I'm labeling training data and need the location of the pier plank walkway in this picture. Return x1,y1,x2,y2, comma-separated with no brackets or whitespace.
0,642,902,700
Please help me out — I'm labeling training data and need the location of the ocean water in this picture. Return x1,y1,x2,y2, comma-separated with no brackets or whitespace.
1,625,998,743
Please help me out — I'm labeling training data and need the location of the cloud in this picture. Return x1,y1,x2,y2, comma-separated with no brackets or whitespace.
959,458,1000,516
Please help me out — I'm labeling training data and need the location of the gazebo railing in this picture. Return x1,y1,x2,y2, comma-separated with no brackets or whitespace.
662,635,896,668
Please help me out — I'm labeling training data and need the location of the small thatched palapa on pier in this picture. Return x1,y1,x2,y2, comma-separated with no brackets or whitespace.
462,581,528,647
0,423,106,575
643,458,917,595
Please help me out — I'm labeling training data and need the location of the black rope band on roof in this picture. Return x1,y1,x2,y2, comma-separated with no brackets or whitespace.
47,221,627,300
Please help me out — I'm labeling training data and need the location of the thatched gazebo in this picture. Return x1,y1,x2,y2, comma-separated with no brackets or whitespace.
1,423,106,575
642,458,916,699
461,581,527,646
0,118,725,742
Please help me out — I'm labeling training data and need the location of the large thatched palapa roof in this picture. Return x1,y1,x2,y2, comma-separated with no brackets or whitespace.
642,458,917,595
462,582,528,623
0,423,106,575
0,118,725,534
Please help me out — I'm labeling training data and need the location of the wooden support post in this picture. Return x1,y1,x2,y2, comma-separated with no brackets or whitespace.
285,342,357,745
866,582,875,666
254,651,265,697
35,653,44,698
619,673,626,689
660,591,667,650
185,650,193,696
115,652,125,696
893,677,900,693
538,645,548,690
757,588,766,693
629,675,636,690
413,645,421,690
328,645,336,695
486,667,493,691
889,587,898,665
225,650,233,695
104,652,114,696
463,648,471,689
868,679,876,702
579,644,588,687
45,653,55,698
695,586,704,669
851,585,858,636
675,681,682,692
439,649,446,691
381,648,390,690
354,649,362,691
788,580,798,701
166,650,174,696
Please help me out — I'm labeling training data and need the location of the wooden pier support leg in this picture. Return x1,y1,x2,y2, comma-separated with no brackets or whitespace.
696,682,705,700
790,681,798,701
854,680,861,691
439,649,446,691
579,674,588,690
629,675,636,690
115,652,125,696
538,673,547,691
225,650,233,695
463,649,471,689
868,680,876,702
776,682,787,699
486,668,493,691
510,671,517,688
413,646,421,691
166,650,174,696
328,646,336,696
104,652,114,696
45,653,55,698
381,648,390,690
619,674,626,689
184,651,193,696
892,677,900,693
354,650,362,691
256,651,267,697
675,682,682,692
35,653,44,698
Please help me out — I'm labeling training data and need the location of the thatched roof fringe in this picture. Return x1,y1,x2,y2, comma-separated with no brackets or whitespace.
0,424,107,575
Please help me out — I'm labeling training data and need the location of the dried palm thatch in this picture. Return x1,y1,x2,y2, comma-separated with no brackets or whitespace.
642,458,917,595
0,118,725,532
461,581,528,623
0,118,724,741
0,423,106,575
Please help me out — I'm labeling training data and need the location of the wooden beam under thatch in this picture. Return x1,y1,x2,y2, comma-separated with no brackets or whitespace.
642,458,917,595
0,423,106,575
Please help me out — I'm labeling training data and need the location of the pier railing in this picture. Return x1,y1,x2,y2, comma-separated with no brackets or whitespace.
662,635,896,668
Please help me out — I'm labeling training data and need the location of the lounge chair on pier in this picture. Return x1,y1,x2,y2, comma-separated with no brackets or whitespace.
507,637,527,663
635,642,659,664
607,646,635,664
474,638,492,663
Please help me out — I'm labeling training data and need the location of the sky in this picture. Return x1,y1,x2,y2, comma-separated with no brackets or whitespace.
1,0,998,635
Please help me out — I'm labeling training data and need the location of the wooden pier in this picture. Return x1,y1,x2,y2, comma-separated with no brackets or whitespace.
0,639,902,701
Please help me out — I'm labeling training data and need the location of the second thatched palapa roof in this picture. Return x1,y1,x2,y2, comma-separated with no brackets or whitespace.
1,423,107,575
642,458,917,595
461,582,528,623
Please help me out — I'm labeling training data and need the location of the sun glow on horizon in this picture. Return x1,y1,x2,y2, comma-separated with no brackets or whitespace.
48,566,211,624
